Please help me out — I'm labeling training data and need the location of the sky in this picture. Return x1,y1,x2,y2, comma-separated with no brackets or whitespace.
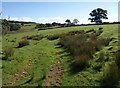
2,2,118,24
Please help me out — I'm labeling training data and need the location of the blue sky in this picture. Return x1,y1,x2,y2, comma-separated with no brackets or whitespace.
2,2,118,24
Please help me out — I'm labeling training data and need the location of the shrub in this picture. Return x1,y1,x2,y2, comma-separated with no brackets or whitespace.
58,29,110,71
3,47,14,60
18,39,29,48
114,50,120,68
2,19,10,35
100,38,111,46
102,62,119,86
29,34,43,40
47,34,59,40
35,24,47,30
10,23,21,31
22,34,43,40
74,54,89,68
98,51,105,62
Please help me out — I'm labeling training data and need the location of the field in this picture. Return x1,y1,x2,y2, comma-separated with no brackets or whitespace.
1,23,120,87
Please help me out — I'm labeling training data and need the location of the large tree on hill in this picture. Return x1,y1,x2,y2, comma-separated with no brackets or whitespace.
88,8,108,24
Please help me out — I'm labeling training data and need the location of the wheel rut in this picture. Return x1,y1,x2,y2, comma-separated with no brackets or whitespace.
4,59,33,86
45,59,64,87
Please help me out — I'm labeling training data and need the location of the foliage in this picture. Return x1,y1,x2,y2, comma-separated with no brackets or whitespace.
72,19,79,25
10,23,21,31
35,24,47,30
2,19,21,35
47,34,59,40
45,23,53,27
59,29,111,70
52,22,58,26
65,19,71,24
88,8,108,24
27,34,44,40
114,50,120,68
102,62,119,86
2,19,10,35
18,39,29,48
3,47,14,60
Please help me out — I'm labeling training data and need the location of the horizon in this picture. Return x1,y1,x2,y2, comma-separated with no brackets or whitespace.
2,2,118,24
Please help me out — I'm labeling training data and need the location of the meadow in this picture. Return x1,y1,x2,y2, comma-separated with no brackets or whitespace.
1,23,120,87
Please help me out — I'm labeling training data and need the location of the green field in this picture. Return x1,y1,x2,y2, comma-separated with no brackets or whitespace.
2,24,120,87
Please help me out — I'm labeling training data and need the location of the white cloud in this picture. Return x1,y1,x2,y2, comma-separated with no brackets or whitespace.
37,16,67,23
3,16,33,22
3,16,118,24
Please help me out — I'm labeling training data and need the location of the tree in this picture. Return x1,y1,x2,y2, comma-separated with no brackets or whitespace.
73,19,79,25
52,22,58,26
65,19,71,24
88,8,108,24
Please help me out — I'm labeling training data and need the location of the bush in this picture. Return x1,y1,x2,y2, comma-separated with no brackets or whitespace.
114,50,120,68
98,51,105,62
18,39,29,48
74,54,89,68
22,34,43,40
2,19,10,35
10,23,21,31
58,29,110,71
3,47,14,60
102,62,119,86
28,34,43,40
47,34,59,40
35,24,47,30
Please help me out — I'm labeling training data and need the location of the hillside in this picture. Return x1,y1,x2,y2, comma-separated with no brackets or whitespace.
1,23,120,87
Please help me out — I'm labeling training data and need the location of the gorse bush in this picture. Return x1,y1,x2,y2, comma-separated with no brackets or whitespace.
47,34,59,40
18,39,29,48
3,47,14,60
59,29,111,70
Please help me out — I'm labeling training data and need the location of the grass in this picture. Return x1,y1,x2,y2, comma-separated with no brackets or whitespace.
2,23,119,87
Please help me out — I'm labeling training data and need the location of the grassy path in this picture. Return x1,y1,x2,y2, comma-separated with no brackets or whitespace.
45,59,64,87
4,58,34,86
